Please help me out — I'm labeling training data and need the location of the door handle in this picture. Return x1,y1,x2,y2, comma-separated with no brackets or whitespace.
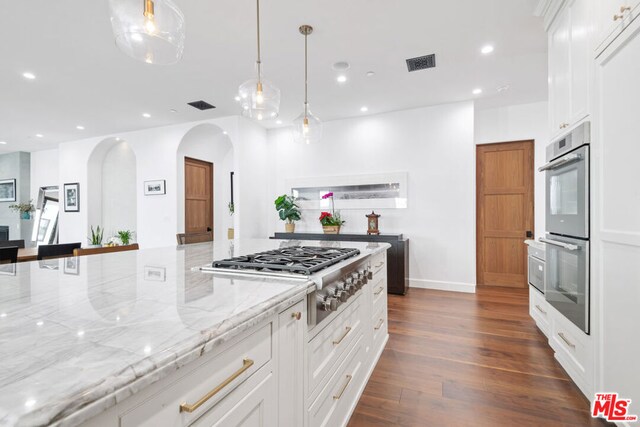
207,227,212,232
526,231,533,238
539,238,580,251
538,153,582,172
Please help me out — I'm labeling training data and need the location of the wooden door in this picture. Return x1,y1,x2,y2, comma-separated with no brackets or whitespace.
476,141,534,287
185,157,213,241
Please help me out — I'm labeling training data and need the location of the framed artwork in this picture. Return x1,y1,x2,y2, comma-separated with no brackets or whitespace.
144,266,166,282
0,179,16,202
144,180,166,196
63,183,80,212
63,257,80,275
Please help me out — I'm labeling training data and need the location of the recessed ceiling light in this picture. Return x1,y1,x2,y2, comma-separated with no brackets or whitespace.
22,72,36,80
76,125,85,130
332,61,350,71
35,134,44,138
142,113,151,118
0,141,6,145
472,88,483,95
360,106,369,112
336,75,347,83
481,45,494,54
366,71,376,77
234,96,241,102
276,120,283,125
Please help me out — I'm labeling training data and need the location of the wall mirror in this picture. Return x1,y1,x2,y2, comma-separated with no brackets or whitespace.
31,186,60,246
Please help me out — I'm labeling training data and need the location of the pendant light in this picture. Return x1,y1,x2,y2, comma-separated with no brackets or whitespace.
109,0,186,65
238,0,280,121
292,25,322,144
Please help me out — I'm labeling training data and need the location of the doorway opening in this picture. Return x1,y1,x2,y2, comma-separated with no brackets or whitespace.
476,140,534,287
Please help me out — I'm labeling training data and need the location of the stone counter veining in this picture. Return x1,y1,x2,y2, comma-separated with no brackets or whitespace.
0,239,388,427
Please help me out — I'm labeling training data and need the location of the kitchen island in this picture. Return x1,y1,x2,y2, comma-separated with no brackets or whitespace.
0,239,389,427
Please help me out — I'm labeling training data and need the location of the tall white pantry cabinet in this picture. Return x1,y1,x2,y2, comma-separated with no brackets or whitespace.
539,0,640,419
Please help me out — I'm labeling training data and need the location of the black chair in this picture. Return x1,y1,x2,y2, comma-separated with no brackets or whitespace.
0,246,19,264
0,239,25,249
37,243,82,261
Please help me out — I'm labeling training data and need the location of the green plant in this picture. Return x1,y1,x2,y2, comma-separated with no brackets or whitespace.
8,200,35,214
117,230,133,246
89,226,104,246
274,194,301,224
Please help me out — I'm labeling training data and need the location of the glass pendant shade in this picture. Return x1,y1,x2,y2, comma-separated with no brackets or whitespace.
109,0,185,65
238,74,281,121
292,104,322,144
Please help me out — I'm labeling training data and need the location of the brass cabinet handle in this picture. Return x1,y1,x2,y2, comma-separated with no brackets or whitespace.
614,13,625,20
374,286,384,296
179,358,254,413
374,318,384,330
621,5,631,12
535,305,547,315
291,311,302,320
333,374,353,400
558,332,576,349
333,326,352,345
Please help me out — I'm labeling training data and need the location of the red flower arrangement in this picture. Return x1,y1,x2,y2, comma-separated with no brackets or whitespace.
319,193,345,226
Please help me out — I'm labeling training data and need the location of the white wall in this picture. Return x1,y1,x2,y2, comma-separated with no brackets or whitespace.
176,124,234,242
54,116,267,249
102,141,137,236
30,149,60,202
267,102,477,292
0,152,31,243
474,101,549,239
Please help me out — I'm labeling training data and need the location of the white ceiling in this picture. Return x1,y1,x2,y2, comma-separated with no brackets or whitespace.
0,0,547,153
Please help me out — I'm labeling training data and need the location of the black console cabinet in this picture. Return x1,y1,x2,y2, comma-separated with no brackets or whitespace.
272,232,409,295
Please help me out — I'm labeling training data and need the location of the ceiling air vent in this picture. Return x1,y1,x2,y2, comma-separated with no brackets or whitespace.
187,100,216,111
406,54,436,72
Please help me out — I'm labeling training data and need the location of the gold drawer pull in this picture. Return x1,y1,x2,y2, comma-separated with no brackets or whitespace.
179,358,254,413
621,5,631,13
374,286,384,296
333,374,353,400
291,311,302,320
333,326,352,346
558,332,576,349
614,13,625,20
374,318,384,330
535,304,547,315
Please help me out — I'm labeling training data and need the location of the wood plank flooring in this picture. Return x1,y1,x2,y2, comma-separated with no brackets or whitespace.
348,287,612,427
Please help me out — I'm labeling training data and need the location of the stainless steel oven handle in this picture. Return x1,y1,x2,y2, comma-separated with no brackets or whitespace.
538,153,582,172
539,238,580,251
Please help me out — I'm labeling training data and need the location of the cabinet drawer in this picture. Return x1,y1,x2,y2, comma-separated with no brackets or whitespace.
371,306,387,354
550,314,589,378
308,336,364,427
371,276,386,319
529,287,550,336
308,296,363,397
120,323,272,427
370,251,386,275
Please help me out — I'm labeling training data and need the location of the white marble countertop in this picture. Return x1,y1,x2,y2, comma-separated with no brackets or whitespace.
0,239,388,427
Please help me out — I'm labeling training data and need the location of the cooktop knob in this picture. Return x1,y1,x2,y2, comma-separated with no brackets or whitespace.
334,288,348,302
358,269,368,285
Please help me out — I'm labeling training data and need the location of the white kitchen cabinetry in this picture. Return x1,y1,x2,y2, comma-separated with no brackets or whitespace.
278,301,306,427
596,0,640,54
548,0,591,137
529,287,550,337
594,17,640,414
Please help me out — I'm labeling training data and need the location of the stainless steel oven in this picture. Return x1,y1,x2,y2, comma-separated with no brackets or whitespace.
527,245,545,294
541,235,589,333
540,122,590,239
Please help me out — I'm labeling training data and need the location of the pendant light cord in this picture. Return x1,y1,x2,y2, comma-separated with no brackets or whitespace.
256,0,262,81
304,32,308,116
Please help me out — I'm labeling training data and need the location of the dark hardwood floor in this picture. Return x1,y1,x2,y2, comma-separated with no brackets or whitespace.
348,286,611,427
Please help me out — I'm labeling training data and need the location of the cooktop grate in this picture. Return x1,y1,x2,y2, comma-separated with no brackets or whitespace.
211,246,361,276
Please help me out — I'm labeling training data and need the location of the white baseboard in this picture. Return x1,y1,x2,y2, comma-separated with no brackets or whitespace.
409,278,476,293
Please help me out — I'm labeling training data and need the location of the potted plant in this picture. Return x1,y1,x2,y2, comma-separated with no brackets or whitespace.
88,225,104,248
275,194,301,233
319,192,345,234
116,230,134,246
8,200,35,220
228,202,235,240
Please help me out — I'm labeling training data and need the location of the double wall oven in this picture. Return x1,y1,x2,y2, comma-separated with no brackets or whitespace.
539,122,590,334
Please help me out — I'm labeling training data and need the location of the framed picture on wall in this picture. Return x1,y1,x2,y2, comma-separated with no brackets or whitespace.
63,183,80,212
0,179,16,202
144,180,166,196
63,257,80,275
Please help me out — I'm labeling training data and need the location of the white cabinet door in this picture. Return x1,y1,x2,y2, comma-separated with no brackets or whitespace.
569,0,591,124
549,8,571,134
277,301,305,427
596,0,640,51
